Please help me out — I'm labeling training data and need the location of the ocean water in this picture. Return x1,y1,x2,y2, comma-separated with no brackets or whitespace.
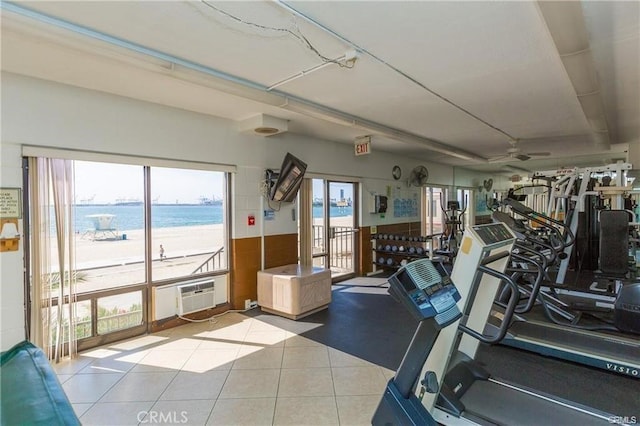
74,205,223,232
69,204,353,232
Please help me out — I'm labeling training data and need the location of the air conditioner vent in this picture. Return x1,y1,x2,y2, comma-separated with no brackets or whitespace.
176,279,215,315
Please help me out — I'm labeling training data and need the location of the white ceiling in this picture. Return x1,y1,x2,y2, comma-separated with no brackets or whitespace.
1,1,638,175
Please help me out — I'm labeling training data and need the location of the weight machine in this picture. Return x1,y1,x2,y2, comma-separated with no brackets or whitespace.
530,162,634,285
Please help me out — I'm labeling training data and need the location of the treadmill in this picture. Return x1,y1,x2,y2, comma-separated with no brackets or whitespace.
377,224,618,425
491,202,640,380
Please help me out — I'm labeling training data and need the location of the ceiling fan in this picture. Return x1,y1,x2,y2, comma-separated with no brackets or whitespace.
488,139,551,163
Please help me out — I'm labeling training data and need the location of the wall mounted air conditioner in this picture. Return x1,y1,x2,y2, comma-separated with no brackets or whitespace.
176,279,215,315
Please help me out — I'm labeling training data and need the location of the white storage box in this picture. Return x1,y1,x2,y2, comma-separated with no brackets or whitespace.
257,264,332,320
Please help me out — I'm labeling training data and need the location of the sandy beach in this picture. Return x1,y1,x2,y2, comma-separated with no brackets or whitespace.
46,217,355,292
72,224,225,268
43,224,225,292
71,217,353,268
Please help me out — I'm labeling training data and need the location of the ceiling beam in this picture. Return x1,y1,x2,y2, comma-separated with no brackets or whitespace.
536,1,610,149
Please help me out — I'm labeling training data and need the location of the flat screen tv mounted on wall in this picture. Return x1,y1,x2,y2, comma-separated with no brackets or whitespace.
270,152,308,202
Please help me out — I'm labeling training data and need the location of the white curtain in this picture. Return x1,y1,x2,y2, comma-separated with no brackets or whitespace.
29,157,78,362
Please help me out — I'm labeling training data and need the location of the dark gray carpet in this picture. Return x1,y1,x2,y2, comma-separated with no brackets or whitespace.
249,282,639,418
250,283,415,371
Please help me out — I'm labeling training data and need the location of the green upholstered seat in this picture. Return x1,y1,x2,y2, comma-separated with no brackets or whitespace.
1,341,80,425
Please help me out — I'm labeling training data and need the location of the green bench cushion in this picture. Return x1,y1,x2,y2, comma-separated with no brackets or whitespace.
1,341,80,425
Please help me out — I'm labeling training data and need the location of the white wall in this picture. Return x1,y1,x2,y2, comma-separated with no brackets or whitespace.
454,166,512,191
0,72,479,349
0,141,25,351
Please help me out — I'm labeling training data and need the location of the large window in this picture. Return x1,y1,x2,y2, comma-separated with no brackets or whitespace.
73,162,228,288
150,167,227,280
74,162,145,288
28,155,229,352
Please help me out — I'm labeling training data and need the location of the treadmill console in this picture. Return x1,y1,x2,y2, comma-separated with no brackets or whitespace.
388,259,461,326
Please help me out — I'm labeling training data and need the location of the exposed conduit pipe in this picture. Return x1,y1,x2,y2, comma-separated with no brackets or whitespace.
1,1,487,162
273,0,519,143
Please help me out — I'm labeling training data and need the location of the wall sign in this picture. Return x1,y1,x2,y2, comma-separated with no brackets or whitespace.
0,188,22,219
354,136,371,156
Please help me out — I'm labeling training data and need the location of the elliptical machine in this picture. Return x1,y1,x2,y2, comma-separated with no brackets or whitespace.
436,196,467,263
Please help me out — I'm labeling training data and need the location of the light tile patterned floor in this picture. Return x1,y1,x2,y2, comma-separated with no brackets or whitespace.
53,311,395,425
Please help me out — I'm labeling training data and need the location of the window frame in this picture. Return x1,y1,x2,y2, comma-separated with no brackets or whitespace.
23,147,234,351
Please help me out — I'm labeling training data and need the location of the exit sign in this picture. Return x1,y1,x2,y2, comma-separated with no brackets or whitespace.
355,136,371,156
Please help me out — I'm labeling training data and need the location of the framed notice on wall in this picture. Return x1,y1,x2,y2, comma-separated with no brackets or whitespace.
0,188,22,219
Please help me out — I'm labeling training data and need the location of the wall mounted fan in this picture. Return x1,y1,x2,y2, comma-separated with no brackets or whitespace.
488,139,551,162
408,165,429,187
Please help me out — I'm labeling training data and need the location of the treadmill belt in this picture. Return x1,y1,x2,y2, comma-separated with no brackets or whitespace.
460,380,610,426
510,320,640,363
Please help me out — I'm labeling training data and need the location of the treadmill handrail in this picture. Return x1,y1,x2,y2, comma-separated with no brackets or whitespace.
458,265,520,344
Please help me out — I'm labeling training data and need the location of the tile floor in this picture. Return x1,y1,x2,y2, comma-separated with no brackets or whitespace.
53,308,395,425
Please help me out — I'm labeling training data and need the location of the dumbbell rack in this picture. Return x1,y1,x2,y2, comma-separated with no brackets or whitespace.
371,233,435,271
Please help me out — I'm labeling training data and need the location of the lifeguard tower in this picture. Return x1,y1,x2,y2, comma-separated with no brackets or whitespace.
83,214,119,240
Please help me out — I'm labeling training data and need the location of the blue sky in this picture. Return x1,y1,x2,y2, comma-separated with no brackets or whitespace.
312,179,353,200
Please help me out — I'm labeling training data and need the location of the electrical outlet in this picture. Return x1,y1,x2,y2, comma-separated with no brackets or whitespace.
244,299,251,310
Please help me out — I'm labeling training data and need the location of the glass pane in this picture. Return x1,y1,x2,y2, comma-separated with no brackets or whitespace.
313,256,326,268
97,292,143,334
73,161,145,291
432,188,445,235
46,300,92,345
463,189,472,229
329,182,354,275
312,179,326,258
151,167,227,281
425,187,447,250
75,300,93,340
424,187,433,236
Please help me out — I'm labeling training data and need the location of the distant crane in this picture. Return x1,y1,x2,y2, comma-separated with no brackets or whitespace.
79,194,95,204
